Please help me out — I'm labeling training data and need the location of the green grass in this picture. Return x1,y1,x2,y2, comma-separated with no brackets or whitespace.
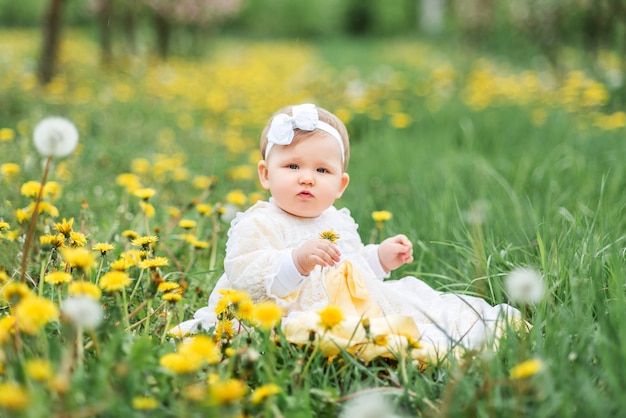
1,29,626,417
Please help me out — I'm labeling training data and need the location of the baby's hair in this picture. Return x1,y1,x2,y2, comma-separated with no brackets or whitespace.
260,105,351,170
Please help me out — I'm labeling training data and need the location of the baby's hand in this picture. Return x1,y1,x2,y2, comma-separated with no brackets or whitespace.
293,238,342,276
378,234,414,272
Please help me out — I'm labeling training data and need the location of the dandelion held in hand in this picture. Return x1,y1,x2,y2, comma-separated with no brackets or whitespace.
319,230,340,244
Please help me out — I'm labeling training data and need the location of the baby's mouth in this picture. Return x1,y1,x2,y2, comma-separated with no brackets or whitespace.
298,190,313,198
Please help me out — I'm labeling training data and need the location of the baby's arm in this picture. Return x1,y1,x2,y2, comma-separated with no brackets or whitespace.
378,234,414,272
292,238,341,276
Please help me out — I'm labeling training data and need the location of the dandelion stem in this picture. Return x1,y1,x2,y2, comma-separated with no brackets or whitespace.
120,288,130,330
129,269,145,300
20,155,53,283
160,307,172,343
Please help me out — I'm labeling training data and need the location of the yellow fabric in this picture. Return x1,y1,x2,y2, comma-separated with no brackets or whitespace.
324,261,382,318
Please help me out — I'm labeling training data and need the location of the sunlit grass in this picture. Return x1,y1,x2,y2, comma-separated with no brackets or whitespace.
0,29,626,416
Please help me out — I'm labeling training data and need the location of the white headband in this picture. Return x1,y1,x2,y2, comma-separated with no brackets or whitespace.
264,103,345,162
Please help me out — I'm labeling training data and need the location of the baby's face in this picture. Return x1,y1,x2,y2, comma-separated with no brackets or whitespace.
258,131,349,218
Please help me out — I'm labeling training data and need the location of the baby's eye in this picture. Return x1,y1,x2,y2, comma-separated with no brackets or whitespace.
288,164,299,170
316,167,329,173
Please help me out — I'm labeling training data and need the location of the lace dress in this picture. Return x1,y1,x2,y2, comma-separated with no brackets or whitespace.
176,199,522,362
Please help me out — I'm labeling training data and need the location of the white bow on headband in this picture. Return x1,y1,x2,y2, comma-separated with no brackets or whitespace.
265,103,345,162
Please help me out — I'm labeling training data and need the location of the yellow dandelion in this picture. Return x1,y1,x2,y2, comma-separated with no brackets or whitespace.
252,301,283,330
191,240,210,250
159,352,203,374
0,382,29,411
20,181,41,198
44,271,73,285
1,282,32,304
133,188,156,200
225,189,247,206
122,230,139,241
319,230,340,244
25,358,53,381
131,158,151,174
180,335,221,365
109,258,131,271
138,257,169,269
235,300,254,322
510,358,545,380
372,334,388,346
139,201,156,218
195,203,213,216
54,218,74,237
215,319,235,340
68,281,101,300
209,379,247,405
132,396,159,411
99,271,131,292
178,219,196,229
43,181,62,201
192,175,214,190
162,293,182,303
250,383,281,405
60,247,95,272
0,268,9,283
40,233,65,249
131,235,158,248
0,128,15,142
318,305,344,330
1,163,20,180
93,242,114,255
0,316,16,344
31,201,59,217
371,210,393,223
0,222,9,231
14,295,59,335
69,231,87,247
157,282,180,292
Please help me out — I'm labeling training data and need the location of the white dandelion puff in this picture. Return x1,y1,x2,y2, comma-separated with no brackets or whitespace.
340,392,405,418
61,296,104,329
504,267,545,305
33,116,79,157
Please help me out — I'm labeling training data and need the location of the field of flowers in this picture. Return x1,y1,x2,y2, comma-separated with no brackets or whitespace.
1,29,626,417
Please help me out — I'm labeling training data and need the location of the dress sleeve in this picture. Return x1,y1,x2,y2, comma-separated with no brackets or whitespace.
223,208,304,302
363,244,390,280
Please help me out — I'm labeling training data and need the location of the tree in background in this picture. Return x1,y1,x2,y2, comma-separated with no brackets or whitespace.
144,0,244,60
38,0,67,84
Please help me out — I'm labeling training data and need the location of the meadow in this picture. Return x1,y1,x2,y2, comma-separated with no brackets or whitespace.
1,29,626,417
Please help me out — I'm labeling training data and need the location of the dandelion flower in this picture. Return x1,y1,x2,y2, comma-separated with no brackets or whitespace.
157,282,180,292
250,383,281,404
159,352,203,374
225,189,247,206
1,282,32,304
0,316,16,344
139,201,156,218
162,293,182,303
318,305,344,330
252,301,283,330
61,295,104,329
191,240,209,250
99,271,131,292
195,203,213,216
134,188,156,200
33,116,79,157
44,271,73,285
138,257,169,269
60,247,95,272
180,335,220,365
40,233,65,249
208,378,247,405
14,295,59,335
510,358,545,379
93,242,114,256
68,281,101,300
504,267,545,305
371,210,393,223
1,163,20,180
132,397,159,411
20,181,42,198
0,127,15,142
178,219,196,229
320,230,340,244
0,269,9,283
131,235,158,248
25,359,53,381
0,382,29,411
372,334,388,347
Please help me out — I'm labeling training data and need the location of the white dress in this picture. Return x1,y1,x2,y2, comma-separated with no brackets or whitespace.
176,199,522,361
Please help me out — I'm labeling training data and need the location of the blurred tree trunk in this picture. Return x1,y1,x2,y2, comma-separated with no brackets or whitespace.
122,8,137,54
98,0,114,66
419,0,445,35
154,13,170,60
38,0,65,85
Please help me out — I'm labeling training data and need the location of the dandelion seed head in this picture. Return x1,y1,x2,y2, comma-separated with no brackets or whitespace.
33,117,79,157
61,295,104,329
504,267,545,305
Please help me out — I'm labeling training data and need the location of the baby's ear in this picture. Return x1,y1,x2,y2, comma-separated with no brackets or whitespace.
257,160,270,190
336,172,350,198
